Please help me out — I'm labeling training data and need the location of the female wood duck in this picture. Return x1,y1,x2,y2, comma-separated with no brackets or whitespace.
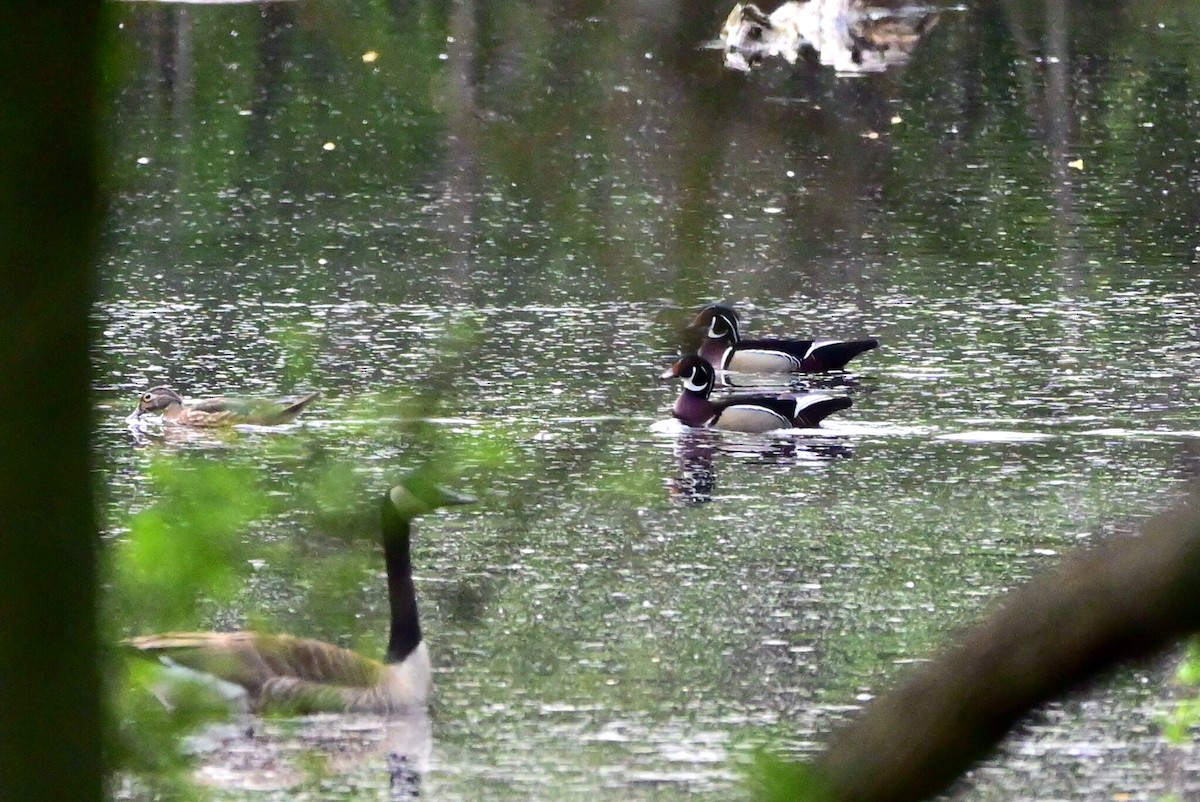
691,304,879,374
663,354,852,432
127,475,474,714
133,386,320,427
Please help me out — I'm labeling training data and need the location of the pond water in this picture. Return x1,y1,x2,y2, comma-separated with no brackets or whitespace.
100,0,1200,799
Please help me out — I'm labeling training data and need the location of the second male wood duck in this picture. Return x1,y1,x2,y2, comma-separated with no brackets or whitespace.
133,386,320,427
663,355,851,432
691,304,879,374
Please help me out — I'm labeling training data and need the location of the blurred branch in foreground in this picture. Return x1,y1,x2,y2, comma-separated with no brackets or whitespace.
757,492,1200,802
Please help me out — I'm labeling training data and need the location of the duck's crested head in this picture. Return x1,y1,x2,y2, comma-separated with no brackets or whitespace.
690,304,740,342
388,472,476,520
660,354,716,394
136,386,184,415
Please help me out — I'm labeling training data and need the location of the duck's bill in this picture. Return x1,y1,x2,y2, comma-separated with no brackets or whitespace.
660,363,681,379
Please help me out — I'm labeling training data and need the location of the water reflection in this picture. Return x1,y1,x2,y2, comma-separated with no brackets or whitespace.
125,420,239,448
183,713,431,797
665,427,854,506
718,0,940,74
670,434,719,505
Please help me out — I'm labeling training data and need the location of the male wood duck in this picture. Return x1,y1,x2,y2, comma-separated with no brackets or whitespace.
133,386,320,427
691,304,879,374
663,355,851,432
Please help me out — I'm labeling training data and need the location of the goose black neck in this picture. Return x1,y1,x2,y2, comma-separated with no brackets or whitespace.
381,497,421,664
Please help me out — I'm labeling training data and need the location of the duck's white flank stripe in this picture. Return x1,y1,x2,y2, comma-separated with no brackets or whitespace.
804,340,838,359
793,393,835,416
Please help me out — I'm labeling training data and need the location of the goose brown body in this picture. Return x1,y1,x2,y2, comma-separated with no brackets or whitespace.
129,632,427,714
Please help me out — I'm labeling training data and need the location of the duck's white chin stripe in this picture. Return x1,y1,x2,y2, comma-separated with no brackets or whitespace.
682,375,708,393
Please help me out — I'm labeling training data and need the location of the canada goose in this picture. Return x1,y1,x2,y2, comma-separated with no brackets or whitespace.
127,475,473,714
663,354,852,432
691,304,878,374
132,386,320,426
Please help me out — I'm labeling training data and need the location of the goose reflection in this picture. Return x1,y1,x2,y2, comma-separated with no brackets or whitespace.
667,428,854,506
719,0,939,74
183,713,431,798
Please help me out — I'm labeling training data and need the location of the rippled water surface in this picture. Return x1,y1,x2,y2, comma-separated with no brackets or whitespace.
103,0,1200,799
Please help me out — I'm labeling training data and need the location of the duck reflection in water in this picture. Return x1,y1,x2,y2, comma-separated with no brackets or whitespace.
718,0,939,74
668,429,854,506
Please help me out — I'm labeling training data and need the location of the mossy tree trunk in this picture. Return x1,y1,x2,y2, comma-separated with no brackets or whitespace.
0,4,103,801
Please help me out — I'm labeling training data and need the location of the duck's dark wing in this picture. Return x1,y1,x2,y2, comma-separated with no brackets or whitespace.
789,393,853,427
737,337,878,372
187,397,238,413
801,339,879,372
712,392,851,430
274,391,320,422
737,337,816,359
186,391,319,424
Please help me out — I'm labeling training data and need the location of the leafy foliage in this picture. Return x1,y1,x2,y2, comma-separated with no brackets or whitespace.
112,458,268,633
1165,640,1200,743
748,750,834,802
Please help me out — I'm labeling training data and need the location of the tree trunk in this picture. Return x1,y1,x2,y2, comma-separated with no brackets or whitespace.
0,4,103,802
